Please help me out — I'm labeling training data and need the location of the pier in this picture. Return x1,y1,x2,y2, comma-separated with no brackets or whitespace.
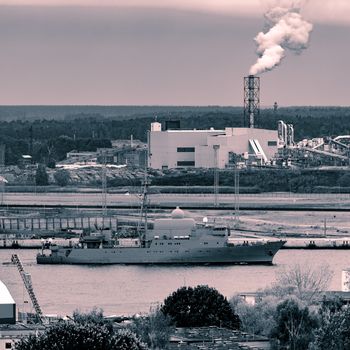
0,216,118,232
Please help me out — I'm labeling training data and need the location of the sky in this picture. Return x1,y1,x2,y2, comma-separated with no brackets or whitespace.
0,0,349,106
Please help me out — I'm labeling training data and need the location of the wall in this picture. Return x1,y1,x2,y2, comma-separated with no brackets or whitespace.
149,126,278,169
149,129,223,169
0,304,16,325
0,338,14,350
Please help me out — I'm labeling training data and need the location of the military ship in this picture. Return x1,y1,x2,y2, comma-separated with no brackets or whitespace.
36,207,285,265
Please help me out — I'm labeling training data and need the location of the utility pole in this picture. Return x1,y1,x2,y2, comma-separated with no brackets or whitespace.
234,165,240,228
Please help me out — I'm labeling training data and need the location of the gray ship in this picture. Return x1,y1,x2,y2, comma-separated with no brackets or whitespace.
37,207,285,265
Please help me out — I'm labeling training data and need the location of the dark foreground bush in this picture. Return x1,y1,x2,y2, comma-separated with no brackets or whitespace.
15,319,147,350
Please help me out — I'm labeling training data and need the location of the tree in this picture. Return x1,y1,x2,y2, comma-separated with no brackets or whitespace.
130,309,173,349
14,310,147,350
311,307,350,350
231,264,335,340
231,294,278,336
270,263,333,304
160,285,240,329
271,299,318,350
54,169,70,186
35,164,49,186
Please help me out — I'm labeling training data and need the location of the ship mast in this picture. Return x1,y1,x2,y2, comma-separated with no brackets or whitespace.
138,172,150,242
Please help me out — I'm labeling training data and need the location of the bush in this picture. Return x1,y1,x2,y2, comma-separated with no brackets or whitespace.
14,310,147,350
54,169,70,186
130,309,173,349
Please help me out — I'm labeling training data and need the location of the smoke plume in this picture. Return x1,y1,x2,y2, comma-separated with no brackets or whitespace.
249,1,313,75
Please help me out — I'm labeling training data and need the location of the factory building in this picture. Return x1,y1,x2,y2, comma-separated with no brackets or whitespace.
148,75,280,169
0,280,16,324
148,122,279,169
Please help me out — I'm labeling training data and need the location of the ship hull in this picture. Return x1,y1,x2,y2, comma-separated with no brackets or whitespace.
36,241,285,265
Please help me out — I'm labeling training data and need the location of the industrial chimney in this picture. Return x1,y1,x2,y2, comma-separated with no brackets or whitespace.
244,75,260,128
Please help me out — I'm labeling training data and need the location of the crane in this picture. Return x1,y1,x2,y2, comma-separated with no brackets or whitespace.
11,254,46,324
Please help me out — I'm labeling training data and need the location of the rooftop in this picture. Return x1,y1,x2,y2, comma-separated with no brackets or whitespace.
0,280,15,305
169,327,269,350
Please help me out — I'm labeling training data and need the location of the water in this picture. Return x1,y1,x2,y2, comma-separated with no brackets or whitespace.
1,249,349,317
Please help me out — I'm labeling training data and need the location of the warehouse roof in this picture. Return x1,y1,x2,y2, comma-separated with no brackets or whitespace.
0,280,15,304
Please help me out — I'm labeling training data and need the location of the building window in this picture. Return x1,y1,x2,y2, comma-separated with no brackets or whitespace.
162,165,168,170
268,141,277,146
177,147,195,152
5,343,12,349
177,161,195,166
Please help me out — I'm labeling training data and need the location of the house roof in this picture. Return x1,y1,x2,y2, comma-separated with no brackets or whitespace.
0,280,15,305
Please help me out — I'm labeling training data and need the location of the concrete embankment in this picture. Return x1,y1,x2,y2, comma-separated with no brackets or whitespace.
1,192,350,210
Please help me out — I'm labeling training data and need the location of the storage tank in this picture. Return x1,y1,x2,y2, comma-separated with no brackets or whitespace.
0,280,16,324
341,268,350,292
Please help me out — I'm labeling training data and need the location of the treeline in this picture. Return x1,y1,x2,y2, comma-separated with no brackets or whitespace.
4,135,111,166
1,106,350,165
151,169,350,193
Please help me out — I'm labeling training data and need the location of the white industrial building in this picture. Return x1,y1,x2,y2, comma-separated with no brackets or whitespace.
0,280,16,324
148,122,279,169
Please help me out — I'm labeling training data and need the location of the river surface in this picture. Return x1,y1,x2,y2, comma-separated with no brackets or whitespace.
1,249,349,317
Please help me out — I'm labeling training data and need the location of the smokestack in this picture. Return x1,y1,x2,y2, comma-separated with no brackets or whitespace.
244,75,260,128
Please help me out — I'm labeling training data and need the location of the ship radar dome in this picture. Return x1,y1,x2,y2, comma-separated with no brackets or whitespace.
171,206,185,219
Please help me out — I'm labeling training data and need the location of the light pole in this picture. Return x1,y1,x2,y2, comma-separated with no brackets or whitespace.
213,145,220,208
234,165,240,228
0,176,8,206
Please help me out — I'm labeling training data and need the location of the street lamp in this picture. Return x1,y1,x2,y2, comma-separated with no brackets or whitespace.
0,176,8,205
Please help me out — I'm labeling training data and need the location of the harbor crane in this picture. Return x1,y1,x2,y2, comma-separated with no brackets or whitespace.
11,254,46,324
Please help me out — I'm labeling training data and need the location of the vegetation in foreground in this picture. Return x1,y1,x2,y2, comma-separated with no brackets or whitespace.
14,286,240,350
14,309,147,350
232,263,350,349
14,266,350,350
